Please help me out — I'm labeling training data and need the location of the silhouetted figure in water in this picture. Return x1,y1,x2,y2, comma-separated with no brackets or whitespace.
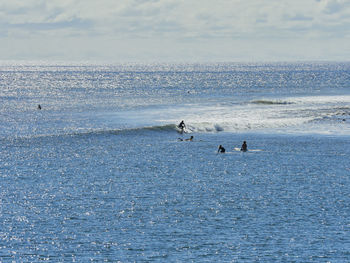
37,104,42,110
241,141,247,152
178,120,186,133
178,136,193,141
185,136,193,141
218,145,225,153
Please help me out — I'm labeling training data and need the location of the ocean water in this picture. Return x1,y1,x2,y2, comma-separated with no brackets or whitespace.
0,62,350,262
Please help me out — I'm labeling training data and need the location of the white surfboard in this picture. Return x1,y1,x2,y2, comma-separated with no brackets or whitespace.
234,147,262,152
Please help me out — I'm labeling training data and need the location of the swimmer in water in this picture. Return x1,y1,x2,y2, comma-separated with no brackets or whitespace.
218,145,225,153
38,104,42,110
241,141,247,152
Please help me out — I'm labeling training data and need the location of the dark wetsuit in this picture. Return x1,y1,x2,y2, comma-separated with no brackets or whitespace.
241,141,247,152
178,121,186,133
218,145,225,153
178,121,185,129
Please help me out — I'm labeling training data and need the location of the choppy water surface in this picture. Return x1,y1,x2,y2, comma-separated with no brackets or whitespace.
0,62,350,261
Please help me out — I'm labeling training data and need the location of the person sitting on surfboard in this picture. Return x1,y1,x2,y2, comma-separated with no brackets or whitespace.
178,120,186,133
241,141,247,152
218,145,225,153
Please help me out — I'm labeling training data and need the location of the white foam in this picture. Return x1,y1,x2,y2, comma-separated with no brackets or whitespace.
155,95,350,135
286,95,350,105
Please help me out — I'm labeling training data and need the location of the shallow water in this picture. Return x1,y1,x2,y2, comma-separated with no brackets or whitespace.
1,62,350,261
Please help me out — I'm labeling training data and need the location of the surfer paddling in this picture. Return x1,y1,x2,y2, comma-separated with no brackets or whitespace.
178,136,193,141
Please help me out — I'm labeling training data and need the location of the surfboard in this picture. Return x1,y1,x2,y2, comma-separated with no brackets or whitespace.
176,126,186,134
176,125,193,134
234,147,262,152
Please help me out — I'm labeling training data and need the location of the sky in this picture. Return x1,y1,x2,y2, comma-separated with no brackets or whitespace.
1,0,350,62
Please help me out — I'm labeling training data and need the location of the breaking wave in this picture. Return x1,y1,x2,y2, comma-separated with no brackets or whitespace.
250,100,294,105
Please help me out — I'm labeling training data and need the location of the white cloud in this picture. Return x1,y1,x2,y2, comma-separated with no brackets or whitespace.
319,0,350,14
0,0,349,61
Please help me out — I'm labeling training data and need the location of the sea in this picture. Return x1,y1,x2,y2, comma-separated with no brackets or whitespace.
0,62,349,262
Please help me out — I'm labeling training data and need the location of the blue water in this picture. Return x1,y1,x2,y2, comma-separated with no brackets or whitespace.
1,62,350,261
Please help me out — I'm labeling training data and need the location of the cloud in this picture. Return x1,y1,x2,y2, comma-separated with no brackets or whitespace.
320,0,350,14
7,18,92,31
0,0,350,61
285,14,314,21
1,0,349,39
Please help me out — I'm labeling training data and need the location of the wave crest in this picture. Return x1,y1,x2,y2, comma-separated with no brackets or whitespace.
251,100,293,105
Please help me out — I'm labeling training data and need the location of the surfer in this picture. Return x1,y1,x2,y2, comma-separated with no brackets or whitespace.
37,104,42,110
185,136,193,141
178,120,186,133
218,145,225,153
241,141,247,152
178,136,193,141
